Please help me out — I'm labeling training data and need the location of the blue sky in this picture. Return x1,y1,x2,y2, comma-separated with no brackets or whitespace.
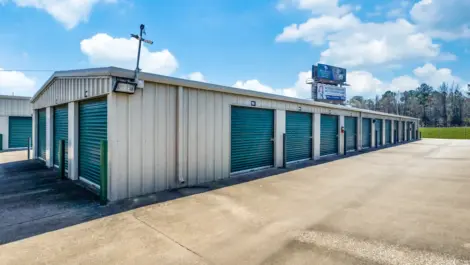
0,0,469,99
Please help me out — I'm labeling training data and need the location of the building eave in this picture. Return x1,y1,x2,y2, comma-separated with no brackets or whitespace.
31,66,420,121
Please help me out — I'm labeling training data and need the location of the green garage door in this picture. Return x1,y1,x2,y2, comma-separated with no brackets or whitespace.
375,119,383,146
9,117,32,148
345,117,357,151
38,109,47,160
320,114,338,156
394,121,399,142
231,107,274,173
385,120,391,144
402,121,406,141
286,111,312,163
79,98,107,186
362,118,371,148
411,123,416,140
54,105,68,170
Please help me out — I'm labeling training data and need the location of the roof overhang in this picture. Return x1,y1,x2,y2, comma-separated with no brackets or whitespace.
31,66,420,121
0,95,31,100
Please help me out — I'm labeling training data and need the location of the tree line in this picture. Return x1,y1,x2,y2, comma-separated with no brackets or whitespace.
347,83,470,127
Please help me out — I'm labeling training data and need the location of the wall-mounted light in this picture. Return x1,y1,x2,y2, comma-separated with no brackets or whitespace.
113,78,137,94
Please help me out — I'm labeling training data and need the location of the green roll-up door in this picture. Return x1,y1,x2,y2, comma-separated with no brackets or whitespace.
385,120,391,144
54,105,68,170
79,98,107,186
8,117,32,148
402,121,405,141
231,107,274,173
38,109,47,160
320,114,338,156
412,123,416,139
375,119,383,146
345,117,357,151
362,118,371,148
394,121,399,142
286,111,312,162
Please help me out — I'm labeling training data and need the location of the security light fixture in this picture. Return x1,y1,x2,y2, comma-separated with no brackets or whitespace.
113,78,137,94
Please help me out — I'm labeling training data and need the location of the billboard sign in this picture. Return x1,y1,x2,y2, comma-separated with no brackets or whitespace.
316,83,346,101
315,64,346,83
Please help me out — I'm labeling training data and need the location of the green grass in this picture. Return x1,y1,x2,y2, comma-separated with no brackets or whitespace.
419,127,470,139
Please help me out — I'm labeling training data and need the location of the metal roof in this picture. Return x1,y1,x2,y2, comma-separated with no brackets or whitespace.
31,66,419,121
0,95,31,100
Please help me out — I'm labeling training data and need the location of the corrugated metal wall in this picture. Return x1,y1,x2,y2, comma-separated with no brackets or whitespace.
32,76,111,110
0,98,31,117
108,82,368,200
107,81,418,200
108,83,177,200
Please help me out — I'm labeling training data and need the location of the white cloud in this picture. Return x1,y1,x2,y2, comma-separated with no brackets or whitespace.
386,8,404,18
410,0,470,40
322,18,440,67
347,71,387,98
277,0,353,16
276,0,460,67
277,13,441,67
276,14,359,45
390,75,420,91
385,0,410,19
233,80,279,94
80,33,178,75
413,63,462,88
11,0,116,29
347,63,464,99
185,72,206,82
0,68,36,96
233,70,311,99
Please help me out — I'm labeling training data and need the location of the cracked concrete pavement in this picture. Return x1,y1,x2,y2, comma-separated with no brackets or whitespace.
1,139,470,265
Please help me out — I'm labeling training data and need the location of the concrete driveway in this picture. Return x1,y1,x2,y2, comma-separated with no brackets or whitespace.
0,152,100,244
1,139,470,265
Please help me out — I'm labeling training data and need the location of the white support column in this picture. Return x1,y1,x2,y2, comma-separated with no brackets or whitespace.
68,102,79,180
313,113,321,160
399,121,403,142
357,115,362,151
371,119,376,147
32,110,37,158
339,115,345,155
404,122,408,141
275,110,286,167
382,120,386,146
176,86,184,184
45,107,53,168
391,120,395,144
0,116,9,150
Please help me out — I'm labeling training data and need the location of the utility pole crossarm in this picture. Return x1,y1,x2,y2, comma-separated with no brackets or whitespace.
131,24,153,82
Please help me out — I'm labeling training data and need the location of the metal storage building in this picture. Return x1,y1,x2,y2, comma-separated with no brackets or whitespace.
0,95,33,151
30,67,420,201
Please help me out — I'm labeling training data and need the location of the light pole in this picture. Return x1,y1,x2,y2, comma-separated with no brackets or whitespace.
131,24,154,82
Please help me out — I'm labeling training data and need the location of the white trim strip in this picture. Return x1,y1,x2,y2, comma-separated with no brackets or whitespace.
287,158,311,165
230,165,274,176
79,176,100,189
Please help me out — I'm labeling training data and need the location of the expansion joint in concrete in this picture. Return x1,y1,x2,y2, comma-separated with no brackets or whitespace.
131,213,215,265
